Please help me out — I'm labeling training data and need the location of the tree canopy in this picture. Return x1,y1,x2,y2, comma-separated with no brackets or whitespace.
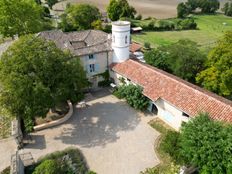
144,40,206,83
196,31,232,98
177,2,189,18
222,0,232,17
59,4,101,32
45,0,58,9
144,48,171,73
0,35,87,131
180,113,232,173
0,0,45,38
185,0,220,13
107,0,136,21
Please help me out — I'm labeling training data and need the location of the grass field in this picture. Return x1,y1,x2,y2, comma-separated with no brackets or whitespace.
132,14,232,48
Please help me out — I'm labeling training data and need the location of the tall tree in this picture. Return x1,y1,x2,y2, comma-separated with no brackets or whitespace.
0,0,44,38
0,35,87,131
177,2,189,18
222,0,232,17
196,31,232,98
107,0,136,21
59,4,101,31
180,113,232,173
166,39,206,83
45,0,58,9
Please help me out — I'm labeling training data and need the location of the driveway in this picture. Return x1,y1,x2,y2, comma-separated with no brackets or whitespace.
19,90,159,173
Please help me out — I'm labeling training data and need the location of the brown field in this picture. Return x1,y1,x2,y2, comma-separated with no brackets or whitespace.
54,0,228,19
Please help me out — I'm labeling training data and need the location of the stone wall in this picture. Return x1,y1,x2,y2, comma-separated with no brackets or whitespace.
33,100,73,131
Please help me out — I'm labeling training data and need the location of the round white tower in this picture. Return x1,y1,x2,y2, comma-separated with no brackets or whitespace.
112,21,131,63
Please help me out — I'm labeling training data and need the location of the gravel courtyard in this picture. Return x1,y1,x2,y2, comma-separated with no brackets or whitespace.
16,90,159,173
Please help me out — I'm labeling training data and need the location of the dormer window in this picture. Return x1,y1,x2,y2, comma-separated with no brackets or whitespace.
125,36,128,44
89,54,94,59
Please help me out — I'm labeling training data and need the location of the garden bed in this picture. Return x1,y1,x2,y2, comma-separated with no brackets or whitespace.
25,147,95,174
35,102,69,126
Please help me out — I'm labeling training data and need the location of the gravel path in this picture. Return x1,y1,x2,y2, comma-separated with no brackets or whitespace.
1,90,160,173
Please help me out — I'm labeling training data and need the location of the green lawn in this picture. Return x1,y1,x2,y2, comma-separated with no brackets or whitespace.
132,14,232,48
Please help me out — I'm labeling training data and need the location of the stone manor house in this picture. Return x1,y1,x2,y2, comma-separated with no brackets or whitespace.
1,21,231,130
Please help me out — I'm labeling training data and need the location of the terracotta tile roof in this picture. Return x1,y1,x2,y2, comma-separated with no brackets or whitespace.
130,42,142,53
111,59,232,123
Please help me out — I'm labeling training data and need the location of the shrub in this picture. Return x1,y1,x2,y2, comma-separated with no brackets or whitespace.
160,131,182,163
156,20,175,31
135,14,142,20
178,18,197,30
147,20,155,30
144,42,151,49
30,148,90,174
33,160,59,174
103,24,112,33
114,84,149,110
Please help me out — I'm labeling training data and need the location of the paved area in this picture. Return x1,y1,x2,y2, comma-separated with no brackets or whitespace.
0,137,17,171
1,90,160,173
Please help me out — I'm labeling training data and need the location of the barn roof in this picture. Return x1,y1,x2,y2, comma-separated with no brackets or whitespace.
111,59,232,123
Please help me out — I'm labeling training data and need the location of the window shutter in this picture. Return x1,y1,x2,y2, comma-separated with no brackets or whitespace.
86,65,89,73
95,64,100,72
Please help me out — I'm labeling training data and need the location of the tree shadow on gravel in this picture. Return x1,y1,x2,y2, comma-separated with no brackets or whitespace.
54,98,140,148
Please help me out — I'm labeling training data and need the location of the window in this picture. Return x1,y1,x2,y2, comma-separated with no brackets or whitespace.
89,64,95,72
125,35,128,44
89,54,94,59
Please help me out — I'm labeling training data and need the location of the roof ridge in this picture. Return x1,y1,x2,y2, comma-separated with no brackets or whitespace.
130,59,232,106
83,30,92,42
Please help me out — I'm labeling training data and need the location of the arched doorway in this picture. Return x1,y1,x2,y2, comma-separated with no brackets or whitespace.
152,104,158,115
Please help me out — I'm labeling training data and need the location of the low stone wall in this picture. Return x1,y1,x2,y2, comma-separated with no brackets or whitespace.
33,100,73,131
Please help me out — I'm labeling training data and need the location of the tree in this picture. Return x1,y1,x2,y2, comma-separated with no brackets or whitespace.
59,4,101,31
200,0,220,13
0,0,44,38
196,31,232,98
186,0,220,13
180,113,232,173
145,40,206,83
144,48,171,73
166,40,206,83
45,0,58,9
0,35,87,131
177,2,189,18
107,0,136,21
222,0,232,17
34,0,41,4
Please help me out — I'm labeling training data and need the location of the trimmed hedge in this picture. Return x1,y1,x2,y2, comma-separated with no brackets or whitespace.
132,18,197,31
